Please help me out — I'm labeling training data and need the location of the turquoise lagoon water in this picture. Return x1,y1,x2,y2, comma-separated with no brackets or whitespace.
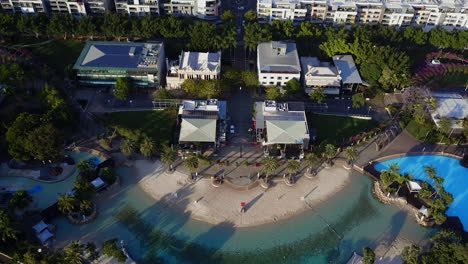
0,152,98,209
374,155,468,231
52,167,433,264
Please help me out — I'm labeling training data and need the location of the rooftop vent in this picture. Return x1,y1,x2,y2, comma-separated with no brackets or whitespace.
272,42,287,56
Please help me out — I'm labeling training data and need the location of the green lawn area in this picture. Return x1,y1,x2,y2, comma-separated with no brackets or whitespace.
28,40,84,76
307,113,378,145
404,120,450,144
104,110,178,145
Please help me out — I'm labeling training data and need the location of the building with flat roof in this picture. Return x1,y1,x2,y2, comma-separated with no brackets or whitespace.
166,51,221,89
300,57,341,95
430,93,468,133
254,100,309,158
73,41,165,88
332,55,363,91
257,41,301,87
178,99,227,153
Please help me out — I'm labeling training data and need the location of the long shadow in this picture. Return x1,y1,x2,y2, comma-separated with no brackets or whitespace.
244,193,264,211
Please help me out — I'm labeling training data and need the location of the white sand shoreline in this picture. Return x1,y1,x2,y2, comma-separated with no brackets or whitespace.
134,159,351,228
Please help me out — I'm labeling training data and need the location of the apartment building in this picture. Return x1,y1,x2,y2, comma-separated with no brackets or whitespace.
86,0,110,14
1,0,47,14
257,41,301,87
162,0,220,19
115,0,160,16
257,0,468,29
300,57,341,95
258,0,308,22
166,51,221,89
48,0,87,16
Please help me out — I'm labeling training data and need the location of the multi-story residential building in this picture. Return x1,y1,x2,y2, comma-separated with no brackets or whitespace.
356,0,384,24
48,0,87,16
257,0,467,29
114,0,160,16
257,0,308,23
73,41,166,88
257,41,301,87
1,0,47,14
166,51,221,89
326,0,358,24
332,55,363,91
162,0,220,19
86,0,110,14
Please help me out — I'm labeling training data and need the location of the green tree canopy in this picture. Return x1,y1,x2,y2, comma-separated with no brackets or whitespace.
221,10,235,22
0,210,17,242
244,10,257,23
362,247,375,264
140,137,157,158
115,77,132,100
309,88,326,104
284,78,303,97
261,157,279,179
352,93,366,108
265,87,282,101
8,190,32,210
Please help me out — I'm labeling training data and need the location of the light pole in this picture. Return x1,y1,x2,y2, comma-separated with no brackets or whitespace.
347,106,350,114
368,106,372,115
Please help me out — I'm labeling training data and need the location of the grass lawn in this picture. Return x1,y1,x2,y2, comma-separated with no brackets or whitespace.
104,110,178,145
307,113,378,145
404,120,450,144
28,40,84,76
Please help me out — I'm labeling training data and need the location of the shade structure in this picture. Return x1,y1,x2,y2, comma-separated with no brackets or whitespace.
91,177,106,189
265,120,307,145
419,206,430,218
32,220,48,233
37,229,53,244
407,180,422,192
346,252,363,264
179,118,217,143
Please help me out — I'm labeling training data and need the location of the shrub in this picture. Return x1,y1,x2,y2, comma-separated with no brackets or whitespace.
100,167,117,185
102,239,127,263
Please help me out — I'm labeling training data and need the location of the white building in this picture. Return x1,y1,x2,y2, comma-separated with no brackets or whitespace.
48,0,87,16
1,0,46,13
256,0,468,29
166,51,221,89
115,0,160,16
300,57,341,95
163,0,220,20
257,0,308,23
257,41,301,87
86,0,111,14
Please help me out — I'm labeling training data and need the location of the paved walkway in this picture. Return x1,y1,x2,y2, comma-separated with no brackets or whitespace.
355,130,467,168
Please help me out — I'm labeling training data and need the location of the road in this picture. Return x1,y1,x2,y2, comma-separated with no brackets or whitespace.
228,86,254,144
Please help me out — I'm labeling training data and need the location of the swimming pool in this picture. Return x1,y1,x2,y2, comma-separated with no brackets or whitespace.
374,155,468,231
0,152,99,209
52,167,433,264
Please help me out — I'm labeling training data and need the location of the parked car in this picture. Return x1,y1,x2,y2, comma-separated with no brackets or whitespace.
230,125,235,134
238,6,245,10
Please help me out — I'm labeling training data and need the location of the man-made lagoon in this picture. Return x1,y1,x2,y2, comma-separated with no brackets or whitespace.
52,167,433,264
375,155,468,231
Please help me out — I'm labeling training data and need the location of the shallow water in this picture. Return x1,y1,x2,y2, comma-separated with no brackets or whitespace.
375,155,468,231
52,165,433,264
0,152,97,209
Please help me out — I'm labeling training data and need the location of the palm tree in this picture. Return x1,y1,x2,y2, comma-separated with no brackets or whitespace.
58,195,78,215
64,241,84,264
262,157,280,181
139,137,156,158
79,200,93,216
184,154,199,177
344,147,358,164
323,144,337,165
286,160,300,182
0,210,17,242
161,145,176,171
120,139,136,156
304,153,318,174
8,190,32,210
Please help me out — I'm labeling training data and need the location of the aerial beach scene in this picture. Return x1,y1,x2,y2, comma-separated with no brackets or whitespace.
0,1,467,264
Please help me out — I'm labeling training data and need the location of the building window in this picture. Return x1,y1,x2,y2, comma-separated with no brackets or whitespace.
263,76,267,79
278,77,282,80
269,82,274,84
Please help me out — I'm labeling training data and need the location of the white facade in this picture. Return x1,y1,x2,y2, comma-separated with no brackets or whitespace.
300,57,341,94
115,0,159,16
257,42,301,87
49,0,87,16
163,0,220,19
166,51,221,89
1,0,46,13
256,0,468,29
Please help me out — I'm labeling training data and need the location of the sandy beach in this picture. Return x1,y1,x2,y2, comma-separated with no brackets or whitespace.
134,159,351,227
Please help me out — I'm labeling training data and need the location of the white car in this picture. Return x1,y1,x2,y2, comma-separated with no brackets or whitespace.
238,6,244,10
230,125,235,134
